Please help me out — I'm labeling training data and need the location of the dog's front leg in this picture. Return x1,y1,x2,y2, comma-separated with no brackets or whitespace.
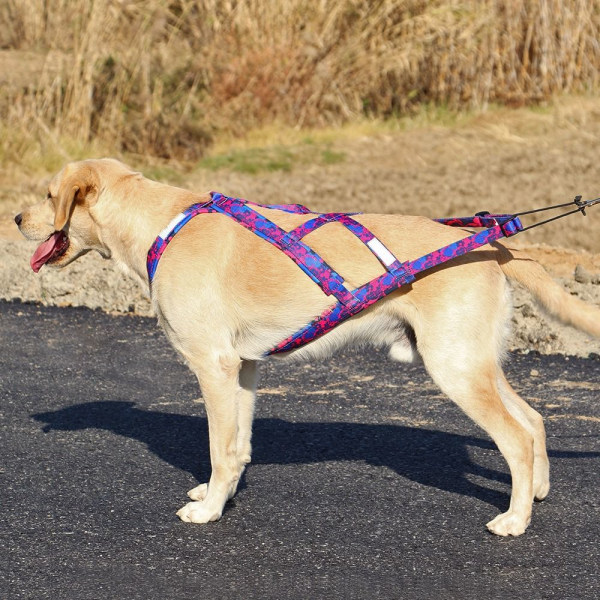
185,360,258,506
177,352,250,524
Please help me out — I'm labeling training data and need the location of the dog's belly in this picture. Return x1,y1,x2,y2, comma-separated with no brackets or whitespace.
236,309,417,363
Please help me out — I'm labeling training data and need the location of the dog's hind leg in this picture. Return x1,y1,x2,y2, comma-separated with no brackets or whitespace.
423,346,535,536
177,351,250,523
408,269,537,536
497,371,549,501
403,263,536,535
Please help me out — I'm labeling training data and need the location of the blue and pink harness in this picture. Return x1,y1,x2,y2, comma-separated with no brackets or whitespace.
147,193,526,355
147,193,598,356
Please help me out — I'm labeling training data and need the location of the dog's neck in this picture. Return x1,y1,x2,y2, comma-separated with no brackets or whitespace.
93,179,205,290
99,213,156,289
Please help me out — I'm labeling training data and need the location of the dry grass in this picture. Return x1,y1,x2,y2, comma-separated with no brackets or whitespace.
1,0,599,165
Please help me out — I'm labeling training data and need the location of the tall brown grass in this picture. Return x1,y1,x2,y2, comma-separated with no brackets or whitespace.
1,0,599,162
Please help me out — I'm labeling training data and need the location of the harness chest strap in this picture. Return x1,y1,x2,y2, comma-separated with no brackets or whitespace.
147,193,523,355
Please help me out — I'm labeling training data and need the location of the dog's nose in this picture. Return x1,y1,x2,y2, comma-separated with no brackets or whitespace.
14,213,22,227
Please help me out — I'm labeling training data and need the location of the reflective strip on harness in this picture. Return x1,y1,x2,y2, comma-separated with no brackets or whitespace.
146,193,523,356
367,237,397,266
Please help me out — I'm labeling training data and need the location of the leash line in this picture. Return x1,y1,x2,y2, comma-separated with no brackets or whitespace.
514,195,600,231
515,195,600,217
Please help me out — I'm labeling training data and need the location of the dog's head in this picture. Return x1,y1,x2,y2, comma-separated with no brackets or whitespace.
14,159,126,272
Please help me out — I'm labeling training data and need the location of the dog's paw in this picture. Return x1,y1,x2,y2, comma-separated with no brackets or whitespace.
533,465,550,501
176,501,222,524
534,479,550,502
486,511,530,537
187,483,208,501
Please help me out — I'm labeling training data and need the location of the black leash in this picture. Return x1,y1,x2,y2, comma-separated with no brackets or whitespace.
514,196,600,232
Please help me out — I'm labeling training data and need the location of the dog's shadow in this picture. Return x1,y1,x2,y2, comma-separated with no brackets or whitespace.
31,400,599,512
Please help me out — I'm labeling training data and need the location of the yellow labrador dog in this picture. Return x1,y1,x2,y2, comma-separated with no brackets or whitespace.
15,158,600,536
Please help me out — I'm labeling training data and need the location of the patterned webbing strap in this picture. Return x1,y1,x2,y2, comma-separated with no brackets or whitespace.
146,193,523,355
146,195,313,282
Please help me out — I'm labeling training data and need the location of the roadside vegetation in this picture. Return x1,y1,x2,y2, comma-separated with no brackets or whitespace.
0,0,599,176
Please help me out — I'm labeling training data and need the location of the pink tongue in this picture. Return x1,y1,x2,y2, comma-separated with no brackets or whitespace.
30,232,66,273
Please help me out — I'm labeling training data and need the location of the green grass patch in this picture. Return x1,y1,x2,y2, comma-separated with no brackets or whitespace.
197,142,346,174
320,148,346,165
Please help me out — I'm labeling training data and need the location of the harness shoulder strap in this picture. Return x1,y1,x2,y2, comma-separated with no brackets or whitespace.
147,200,215,282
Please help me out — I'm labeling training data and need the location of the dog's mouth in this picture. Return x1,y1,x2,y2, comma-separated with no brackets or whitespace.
30,231,70,273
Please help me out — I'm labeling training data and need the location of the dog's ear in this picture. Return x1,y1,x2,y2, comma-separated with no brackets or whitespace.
53,183,79,232
53,165,99,231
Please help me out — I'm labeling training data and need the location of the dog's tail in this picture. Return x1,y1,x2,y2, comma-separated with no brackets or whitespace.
497,246,600,338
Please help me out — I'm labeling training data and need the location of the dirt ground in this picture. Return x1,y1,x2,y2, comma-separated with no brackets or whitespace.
1,99,600,357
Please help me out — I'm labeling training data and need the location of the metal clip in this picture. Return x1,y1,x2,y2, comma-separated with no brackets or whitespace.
574,195,586,216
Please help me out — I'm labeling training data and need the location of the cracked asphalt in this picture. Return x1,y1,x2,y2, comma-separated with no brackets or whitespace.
1,301,599,599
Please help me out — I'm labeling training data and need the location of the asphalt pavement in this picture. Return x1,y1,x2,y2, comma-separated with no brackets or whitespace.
1,301,599,599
